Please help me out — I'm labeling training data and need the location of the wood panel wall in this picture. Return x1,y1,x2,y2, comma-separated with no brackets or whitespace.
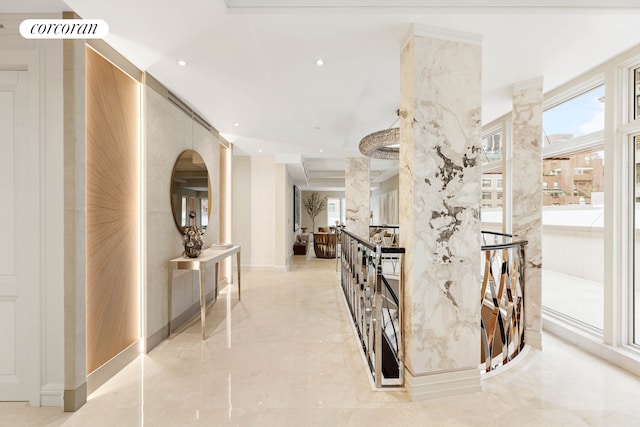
86,47,140,374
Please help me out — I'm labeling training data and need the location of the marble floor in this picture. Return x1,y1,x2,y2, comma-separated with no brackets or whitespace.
3,256,640,426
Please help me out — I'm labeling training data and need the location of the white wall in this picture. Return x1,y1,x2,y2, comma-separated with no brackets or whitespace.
232,157,295,270
233,156,276,268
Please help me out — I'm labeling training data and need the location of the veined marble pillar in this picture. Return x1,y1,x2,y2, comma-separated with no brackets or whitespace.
345,157,370,239
399,26,482,401
512,77,543,349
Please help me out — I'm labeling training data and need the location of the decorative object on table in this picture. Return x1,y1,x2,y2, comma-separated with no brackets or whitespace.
182,211,203,258
303,191,328,232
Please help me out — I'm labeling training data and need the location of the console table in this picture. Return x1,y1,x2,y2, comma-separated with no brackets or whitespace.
168,245,241,339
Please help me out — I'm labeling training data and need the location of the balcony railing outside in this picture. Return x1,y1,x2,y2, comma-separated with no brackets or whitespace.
481,231,528,373
340,228,404,388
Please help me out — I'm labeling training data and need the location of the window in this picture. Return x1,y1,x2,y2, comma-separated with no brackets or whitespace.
542,147,605,331
543,85,604,146
327,197,345,226
543,150,604,207
481,131,502,163
482,178,492,188
480,171,503,228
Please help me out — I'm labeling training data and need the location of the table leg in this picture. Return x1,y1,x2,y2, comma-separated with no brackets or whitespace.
168,267,174,338
200,264,206,340
214,262,219,301
236,251,241,300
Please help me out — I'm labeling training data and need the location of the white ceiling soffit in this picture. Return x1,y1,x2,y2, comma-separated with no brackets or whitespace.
224,0,640,12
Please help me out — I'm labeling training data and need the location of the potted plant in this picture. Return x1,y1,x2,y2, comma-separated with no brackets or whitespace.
303,191,328,232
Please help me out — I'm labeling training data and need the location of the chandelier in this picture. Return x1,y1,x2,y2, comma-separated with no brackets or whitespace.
358,127,400,160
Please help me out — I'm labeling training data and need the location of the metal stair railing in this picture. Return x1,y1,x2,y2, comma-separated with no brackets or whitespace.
340,228,404,388
480,231,528,373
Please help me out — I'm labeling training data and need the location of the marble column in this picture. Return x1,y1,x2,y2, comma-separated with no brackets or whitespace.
512,77,544,350
345,157,370,239
399,25,482,401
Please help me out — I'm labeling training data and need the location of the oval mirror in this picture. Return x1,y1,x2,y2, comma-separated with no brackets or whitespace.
170,150,210,233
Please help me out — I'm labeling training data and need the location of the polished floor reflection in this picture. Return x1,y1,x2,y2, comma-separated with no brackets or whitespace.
3,256,640,426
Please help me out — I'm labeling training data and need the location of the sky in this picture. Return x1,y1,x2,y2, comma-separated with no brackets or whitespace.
543,85,605,140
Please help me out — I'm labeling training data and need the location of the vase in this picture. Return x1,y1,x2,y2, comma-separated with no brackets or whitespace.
182,225,203,258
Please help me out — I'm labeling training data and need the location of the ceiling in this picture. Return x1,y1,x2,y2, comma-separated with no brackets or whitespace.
4,1,640,189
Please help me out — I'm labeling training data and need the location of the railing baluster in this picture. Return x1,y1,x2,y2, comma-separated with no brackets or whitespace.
480,231,528,373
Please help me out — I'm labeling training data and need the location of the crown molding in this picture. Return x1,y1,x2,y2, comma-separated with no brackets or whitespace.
400,23,482,49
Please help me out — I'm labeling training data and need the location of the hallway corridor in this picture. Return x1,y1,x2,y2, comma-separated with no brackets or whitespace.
2,256,640,426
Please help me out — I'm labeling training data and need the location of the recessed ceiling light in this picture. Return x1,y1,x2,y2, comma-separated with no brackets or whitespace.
258,149,263,153
316,58,324,66
319,149,324,153
234,122,240,127
177,60,187,66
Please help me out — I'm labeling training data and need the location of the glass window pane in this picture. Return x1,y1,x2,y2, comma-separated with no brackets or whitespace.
543,85,604,146
480,172,503,231
481,130,502,163
542,148,604,331
327,197,341,226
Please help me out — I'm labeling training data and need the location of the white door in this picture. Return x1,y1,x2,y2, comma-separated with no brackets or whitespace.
0,53,40,403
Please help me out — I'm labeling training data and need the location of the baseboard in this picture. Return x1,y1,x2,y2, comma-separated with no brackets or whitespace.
146,323,167,353
63,381,87,412
241,264,273,270
40,383,63,407
87,340,140,396
404,367,481,401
